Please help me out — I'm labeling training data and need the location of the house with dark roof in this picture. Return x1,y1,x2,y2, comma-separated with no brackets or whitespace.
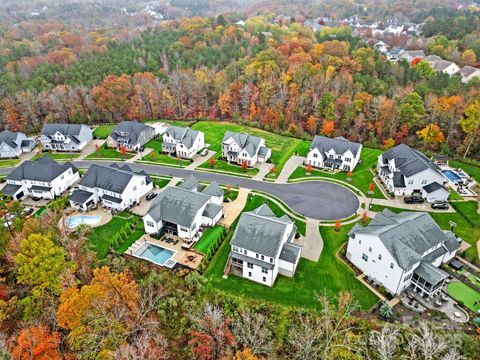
221,132,271,167
69,163,153,211
41,124,92,151
306,136,362,171
229,204,301,286
178,176,224,204
456,65,480,83
107,121,156,151
0,130,35,158
2,156,79,200
143,184,224,240
377,144,449,201
162,125,204,159
424,55,460,76
398,50,425,63
346,209,460,297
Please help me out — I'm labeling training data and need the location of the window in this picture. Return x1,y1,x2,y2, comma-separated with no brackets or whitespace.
313,153,318,158
362,253,368,262
368,247,372,252
261,255,264,260
248,272,252,277
256,253,259,259
61,175,64,180
262,268,268,274
358,239,361,244
146,221,154,227
180,227,188,232
404,273,412,282
390,263,394,269
408,180,414,185
247,263,253,269
344,158,351,162
233,246,238,252
133,186,137,191
378,254,382,260
244,249,247,255
263,277,266,282
270,258,273,263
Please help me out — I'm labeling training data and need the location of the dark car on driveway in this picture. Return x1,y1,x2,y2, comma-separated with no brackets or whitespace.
404,195,424,204
146,192,158,201
22,208,35,216
431,201,449,210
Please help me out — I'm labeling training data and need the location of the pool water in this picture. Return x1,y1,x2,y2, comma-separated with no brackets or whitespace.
442,169,461,183
136,243,174,265
66,214,101,228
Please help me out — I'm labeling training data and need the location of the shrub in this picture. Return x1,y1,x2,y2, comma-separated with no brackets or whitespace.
379,302,392,319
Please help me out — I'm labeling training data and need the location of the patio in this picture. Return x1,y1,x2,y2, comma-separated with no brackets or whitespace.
439,164,477,197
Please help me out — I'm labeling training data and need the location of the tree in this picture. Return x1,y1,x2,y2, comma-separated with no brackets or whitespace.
269,165,276,175
233,310,273,357
362,212,368,224
460,49,477,66
413,61,435,80
241,160,248,172
459,100,480,159
234,348,259,360
306,115,316,135
334,220,341,232
322,120,335,136
305,163,312,174
120,145,127,160
416,123,445,146
379,302,392,318
367,325,400,360
383,138,395,149
209,156,216,168
11,325,62,360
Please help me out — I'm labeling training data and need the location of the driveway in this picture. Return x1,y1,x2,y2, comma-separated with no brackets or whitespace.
276,155,305,183
0,161,360,221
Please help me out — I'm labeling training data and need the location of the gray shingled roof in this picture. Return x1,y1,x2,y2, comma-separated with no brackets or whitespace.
230,204,294,258
109,121,153,145
279,242,301,263
1,183,22,196
203,203,223,218
164,125,201,148
146,187,211,227
422,182,447,194
78,163,144,194
382,144,442,178
42,123,85,136
310,135,361,157
457,65,479,77
0,130,21,149
202,181,224,197
414,261,448,285
178,175,201,192
70,189,94,204
7,156,77,183
222,131,264,157
350,209,460,270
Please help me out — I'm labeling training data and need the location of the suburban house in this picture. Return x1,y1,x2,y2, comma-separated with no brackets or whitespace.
70,163,153,211
306,136,362,171
178,175,202,192
228,204,301,287
143,185,224,240
161,125,204,159
41,124,92,151
424,55,460,76
346,209,461,297
456,65,480,83
2,156,79,200
399,50,425,63
221,131,271,167
106,121,156,151
377,144,449,201
0,130,35,158
177,175,224,205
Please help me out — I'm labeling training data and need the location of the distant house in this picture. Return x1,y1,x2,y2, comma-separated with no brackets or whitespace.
377,144,449,201
0,130,35,158
346,209,460,296
424,55,460,76
41,124,92,151
143,183,224,240
399,50,425,63
107,121,156,151
373,40,388,54
229,204,301,287
70,163,153,211
456,65,480,83
2,156,79,200
385,48,403,62
306,136,362,172
162,126,204,159
221,132,271,167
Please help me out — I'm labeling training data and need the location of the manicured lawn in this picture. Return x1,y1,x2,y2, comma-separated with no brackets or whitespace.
87,212,140,259
223,188,239,202
449,160,480,183
192,121,306,178
140,139,191,166
201,158,259,176
194,225,226,254
85,144,135,160
115,228,145,254
448,189,464,200
93,124,115,139
204,215,379,309
152,177,171,189
0,159,21,168
447,282,480,312
32,152,80,161
288,147,385,198
33,206,47,218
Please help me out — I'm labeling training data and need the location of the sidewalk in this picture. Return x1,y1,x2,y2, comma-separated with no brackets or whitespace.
275,155,304,183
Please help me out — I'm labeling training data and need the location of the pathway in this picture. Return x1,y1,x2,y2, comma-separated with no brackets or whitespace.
253,162,272,181
294,218,323,261
220,188,251,227
371,198,456,213
356,274,386,301
185,150,215,170
276,155,304,183
77,139,105,160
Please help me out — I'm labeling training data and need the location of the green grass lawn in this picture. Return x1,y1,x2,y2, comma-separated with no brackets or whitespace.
192,121,308,178
447,282,480,312
0,159,21,168
152,177,171,189
93,124,115,139
33,206,47,218
201,158,259,176
87,212,140,259
448,189,464,200
140,139,191,167
370,201,480,263
194,225,226,254
85,144,135,160
449,160,480,183
223,188,239,202
115,228,145,254
33,152,80,161
288,148,385,198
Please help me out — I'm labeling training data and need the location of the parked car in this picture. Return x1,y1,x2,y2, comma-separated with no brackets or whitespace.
146,192,158,201
200,148,209,156
31,196,41,201
22,207,34,216
431,201,449,210
139,146,145,152
404,195,424,204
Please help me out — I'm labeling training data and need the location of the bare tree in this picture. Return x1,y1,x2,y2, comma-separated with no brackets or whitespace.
367,324,401,360
405,322,454,360
232,309,274,356
286,315,321,360
0,332,11,360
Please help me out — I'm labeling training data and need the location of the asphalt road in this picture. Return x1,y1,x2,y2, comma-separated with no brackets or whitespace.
0,160,360,220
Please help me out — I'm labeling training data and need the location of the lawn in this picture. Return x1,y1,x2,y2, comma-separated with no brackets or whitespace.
152,177,171,189
288,147,385,198
369,201,480,263
201,158,259,176
87,212,140,259
33,206,47,218
0,159,21,168
115,228,145,254
194,225,226,254
93,124,115,139
204,215,379,309
223,188,239,202
192,121,308,178
85,144,135,160
449,160,480,183
140,139,191,167
32,152,80,161
447,282,480,313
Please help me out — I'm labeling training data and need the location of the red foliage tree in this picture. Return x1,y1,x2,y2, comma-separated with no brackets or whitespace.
369,182,375,192
362,212,368,224
306,163,313,173
209,156,216,168
334,219,341,232
241,160,248,172
11,325,62,360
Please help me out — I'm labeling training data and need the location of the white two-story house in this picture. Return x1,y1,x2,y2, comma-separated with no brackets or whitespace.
456,65,480,83
162,126,204,159
221,132,271,167
306,136,362,172
228,204,302,287
346,209,460,297
41,124,92,151
69,163,153,211
2,156,79,200
424,55,460,76
107,121,156,151
143,182,224,240
377,144,449,202
0,130,35,158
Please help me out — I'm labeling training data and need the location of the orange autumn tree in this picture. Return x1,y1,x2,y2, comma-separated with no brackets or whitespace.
322,120,335,136
241,160,248,172
11,325,62,360
305,163,312,174
416,123,445,147
209,156,216,167
334,219,341,232
306,115,316,135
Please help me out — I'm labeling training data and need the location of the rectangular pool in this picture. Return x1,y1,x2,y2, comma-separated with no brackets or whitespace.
442,169,461,183
134,243,175,266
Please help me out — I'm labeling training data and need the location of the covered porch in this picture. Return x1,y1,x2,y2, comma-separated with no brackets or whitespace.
411,262,448,298
1,183,26,200
70,189,96,211
324,157,343,170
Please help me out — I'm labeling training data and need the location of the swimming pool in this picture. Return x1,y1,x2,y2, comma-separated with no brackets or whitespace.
134,243,175,266
442,169,461,183
66,214,101,228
